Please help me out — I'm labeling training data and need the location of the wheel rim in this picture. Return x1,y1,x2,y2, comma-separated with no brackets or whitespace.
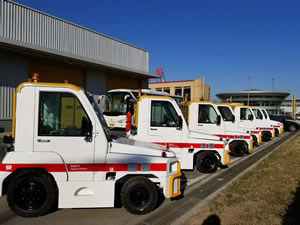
14,179,47,211
130,187,150,208
201,156,216,170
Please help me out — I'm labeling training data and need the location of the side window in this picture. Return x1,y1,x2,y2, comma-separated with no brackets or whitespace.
151,101,178,127
252,109,263,119
240,108,253,120
38,92,89,136
198,105,218,124
218,106,234,121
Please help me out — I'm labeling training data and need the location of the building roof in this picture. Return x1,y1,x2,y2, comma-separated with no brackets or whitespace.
149,80,194,84
0,0,158,79
216,90,290,97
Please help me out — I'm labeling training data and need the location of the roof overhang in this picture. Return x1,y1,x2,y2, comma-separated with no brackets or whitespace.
0,37,159,79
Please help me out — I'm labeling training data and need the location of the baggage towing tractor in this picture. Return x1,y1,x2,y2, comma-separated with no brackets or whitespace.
0,76,181,217
180,101,254,157
226,103,274,142
128,95,231,174
251,107,284,136
215,103,262,146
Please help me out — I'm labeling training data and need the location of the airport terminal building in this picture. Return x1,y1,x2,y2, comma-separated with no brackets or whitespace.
216,89,290,115
0,0,157,131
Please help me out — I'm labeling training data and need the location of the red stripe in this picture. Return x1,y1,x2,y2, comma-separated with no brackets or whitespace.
150,163,167,171
0,163,167,172
215,134,251,139
258,127,273,131
137,164,142,171
0,163,66,172
154,142,224,149
253,131,260,134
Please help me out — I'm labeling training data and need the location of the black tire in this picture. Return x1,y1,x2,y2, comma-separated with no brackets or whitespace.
262,131,272,142
229,141,246,157
121,176,158,215
196,152,218,173
275,128,279,136
288,124,297,132
7,170,58,217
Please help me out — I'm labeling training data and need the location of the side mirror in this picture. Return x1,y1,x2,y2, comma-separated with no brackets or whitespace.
176,116,183,130
232,115,235,123
248,114,254,121
217,115,221,125
81,116,93,141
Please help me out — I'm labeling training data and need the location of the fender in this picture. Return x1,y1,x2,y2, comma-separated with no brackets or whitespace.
0,151,68,182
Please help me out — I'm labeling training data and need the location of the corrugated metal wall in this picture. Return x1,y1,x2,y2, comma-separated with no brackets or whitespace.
0,87,15,120
0,0,149,72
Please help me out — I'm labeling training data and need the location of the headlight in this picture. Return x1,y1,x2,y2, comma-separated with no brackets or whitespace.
169,161,179,174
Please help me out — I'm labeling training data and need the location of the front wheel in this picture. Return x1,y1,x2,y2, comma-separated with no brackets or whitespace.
196,152,218,173
7,170,58,217
121,177,159,215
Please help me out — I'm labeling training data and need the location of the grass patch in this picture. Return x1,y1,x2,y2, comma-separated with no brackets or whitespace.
185,133,300,225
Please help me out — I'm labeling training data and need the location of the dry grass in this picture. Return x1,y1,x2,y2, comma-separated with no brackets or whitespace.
185,133,300,225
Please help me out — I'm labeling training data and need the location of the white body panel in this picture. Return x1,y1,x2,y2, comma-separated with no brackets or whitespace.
0,82,182,211
58,181,115,208
130,97,230,170
188,102,252,153
217,105,262,143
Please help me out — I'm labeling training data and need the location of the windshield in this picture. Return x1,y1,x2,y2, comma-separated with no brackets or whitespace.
252,109,263,120
85,92,110,138
218,106,234,121
262,109,268,119
103,92,134,116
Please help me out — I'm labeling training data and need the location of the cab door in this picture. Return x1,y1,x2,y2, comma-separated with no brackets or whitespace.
148,99,182,150
33,88,95,181
195,104,223,135
238,107,255,129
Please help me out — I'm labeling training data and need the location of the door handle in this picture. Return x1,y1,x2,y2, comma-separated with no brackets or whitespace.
150,128,157,131
198,124,203,126
37,139,50,143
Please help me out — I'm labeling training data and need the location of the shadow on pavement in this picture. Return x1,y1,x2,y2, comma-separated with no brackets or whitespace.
202,214,221,225
282,182,300,225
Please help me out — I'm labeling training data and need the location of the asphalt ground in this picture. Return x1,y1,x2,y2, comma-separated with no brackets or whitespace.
0,132,295,225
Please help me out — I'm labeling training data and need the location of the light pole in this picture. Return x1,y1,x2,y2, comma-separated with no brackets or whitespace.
248,74,253,105
272,78,275,91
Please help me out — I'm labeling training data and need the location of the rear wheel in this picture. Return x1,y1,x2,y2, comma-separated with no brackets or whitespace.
196,152,218,173
230,141,246,157
7,170,58,217
121,177,158,215
288,124,297,132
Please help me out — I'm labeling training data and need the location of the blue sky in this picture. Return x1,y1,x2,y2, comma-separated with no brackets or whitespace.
15,0,300,99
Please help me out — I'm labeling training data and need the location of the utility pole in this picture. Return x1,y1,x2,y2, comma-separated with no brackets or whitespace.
248,74,253,105
272,78,275,91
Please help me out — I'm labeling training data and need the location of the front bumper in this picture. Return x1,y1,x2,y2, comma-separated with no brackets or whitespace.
279,127,283,134
168,162,182,198
224,149,231,166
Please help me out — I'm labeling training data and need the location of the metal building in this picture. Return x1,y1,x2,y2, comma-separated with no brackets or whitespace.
0,0,157,131
216,89,290,115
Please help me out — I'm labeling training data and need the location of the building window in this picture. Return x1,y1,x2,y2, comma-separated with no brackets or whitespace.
163,88,170,94
175,88,182,96
183,88,191,101
156,88,162,92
